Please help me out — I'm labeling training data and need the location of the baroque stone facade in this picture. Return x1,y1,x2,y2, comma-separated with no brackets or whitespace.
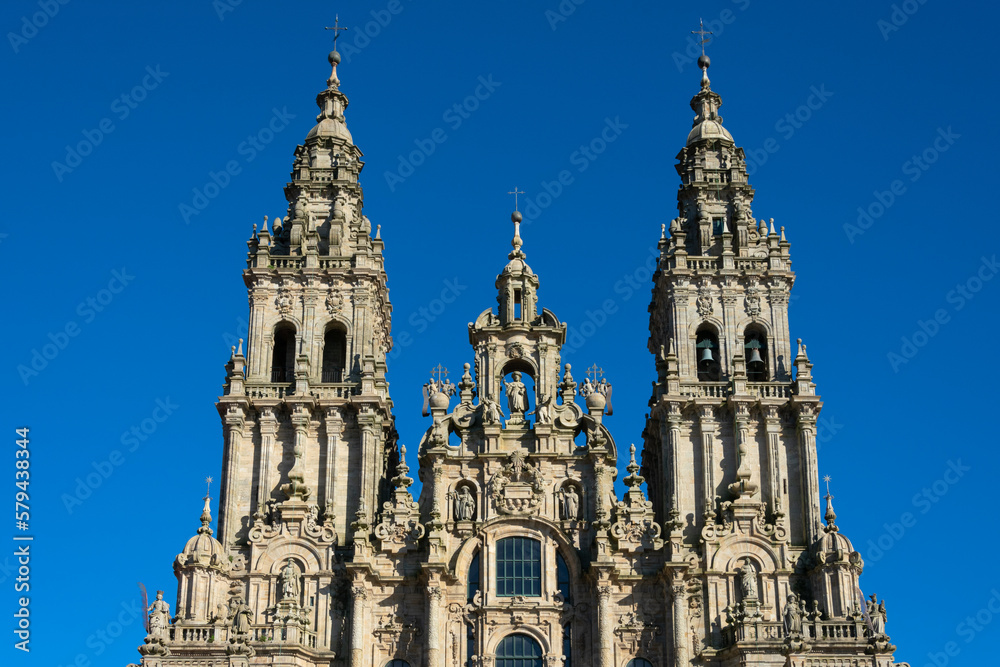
131,42,910,667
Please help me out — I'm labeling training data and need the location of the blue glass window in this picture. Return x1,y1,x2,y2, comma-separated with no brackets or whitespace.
626,659,653,667
467,551,481,604
496,634,543,667
496,537,541,597
562,623,572,667
385,661,411,667
556,552,570,603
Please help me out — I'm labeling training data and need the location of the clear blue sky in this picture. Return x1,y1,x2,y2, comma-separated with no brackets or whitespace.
3,1,997,664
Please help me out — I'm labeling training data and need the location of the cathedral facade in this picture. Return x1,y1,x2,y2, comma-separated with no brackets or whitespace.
132,42,909,667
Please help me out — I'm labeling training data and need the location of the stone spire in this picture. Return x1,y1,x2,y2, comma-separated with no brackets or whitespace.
823,475,838,531
198,476,214,535
495,207,540,327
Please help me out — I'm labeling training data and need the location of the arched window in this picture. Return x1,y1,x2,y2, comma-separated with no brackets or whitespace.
744,327,768,381
696,326,721,381
626,659,653,667
556,552,570,603
495,634,543,667
322,326,347,382
271,323,296,382
467,551,481,604
496,537,541,597
385,661,410,667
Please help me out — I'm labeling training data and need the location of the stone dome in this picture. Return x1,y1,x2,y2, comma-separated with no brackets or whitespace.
686,119,734,146
305,117,353,143
178,529,226,569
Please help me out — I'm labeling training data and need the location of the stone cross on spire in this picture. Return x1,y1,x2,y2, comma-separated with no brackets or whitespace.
691,18,713,57
325,15,348,51
823,474,838,531
508,186,525,212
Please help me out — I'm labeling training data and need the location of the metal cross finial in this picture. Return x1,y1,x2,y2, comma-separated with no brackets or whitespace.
823,475,832,496
431,364,449,384
204,476,213,498
692,18,713,57
325,15,349,50
508,186,525,212
586,363,604,383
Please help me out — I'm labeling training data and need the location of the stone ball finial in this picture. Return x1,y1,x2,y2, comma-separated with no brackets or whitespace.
698,54,710,70
329,50,342,65
511,211,523,223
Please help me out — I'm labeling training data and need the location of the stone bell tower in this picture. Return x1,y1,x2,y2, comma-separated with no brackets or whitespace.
641,50,902,663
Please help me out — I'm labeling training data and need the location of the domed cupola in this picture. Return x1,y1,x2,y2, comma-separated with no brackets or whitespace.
809,478,865,619
175,487,227,572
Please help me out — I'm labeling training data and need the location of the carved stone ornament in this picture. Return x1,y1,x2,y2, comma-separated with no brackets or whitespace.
696,280,713,317
373,613,421,656
505,342,525,359
275,289,295,316
744,279,762,317
326,289,345,315
489,450,545,515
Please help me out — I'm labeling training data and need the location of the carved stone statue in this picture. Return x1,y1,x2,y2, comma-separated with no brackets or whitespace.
280,559,300,602
482,397,504,425
561,485,580,521
532,392,553,424
454,485,475,521
739,561,758,600
867,594,887,634
783,594,803,635
503,372,528,415
147,590,171,637
229,595,252,635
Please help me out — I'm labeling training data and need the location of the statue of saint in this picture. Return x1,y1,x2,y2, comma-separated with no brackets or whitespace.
482,397,504,425
868,595,887,634
739,561,758,600
230,596,252,635
561,486,580,521
783,594,803,635
532,393,553,424
502,372,528,415
280,559,300,602
147,591,171,637
454,486,475,521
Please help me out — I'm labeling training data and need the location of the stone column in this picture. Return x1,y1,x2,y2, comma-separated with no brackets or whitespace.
697,405,717,519
764,405,782,514
427,584,444,667
596,584,613,667
349,584,367,667
220,406,245,545
323,408,343,531
666,404,682,519
357,412,376,527
671,575,689,667
796,403,821,541
257,408,277,513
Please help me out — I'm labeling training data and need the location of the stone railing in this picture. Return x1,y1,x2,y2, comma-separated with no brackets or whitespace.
246,382,293,399
722,618,866,648
243,381,358,401
734,257,769,272
270,257,305,269
318,258,352,269
167,625,221,644
311,383,359,400
676,382,793,399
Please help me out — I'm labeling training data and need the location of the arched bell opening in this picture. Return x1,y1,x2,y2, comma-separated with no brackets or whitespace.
744,325,769,381
271,322,297,382
695,325,721,381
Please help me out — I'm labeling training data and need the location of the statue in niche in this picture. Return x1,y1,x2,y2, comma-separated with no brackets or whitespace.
502,372,528,416
783,594,804,635
560,485,580,521
738,561,758,600
280,559,300,602
147,591,171,637
454,485,476,521
229,595,253,635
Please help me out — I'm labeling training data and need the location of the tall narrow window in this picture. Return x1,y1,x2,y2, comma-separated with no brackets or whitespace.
466,551,481,667
744,328,768,382
712,217,725,235
696,327,721,381
496,537,541,597
322,327,347,382
496,634,543,667
562,624,572,667
556,552,570,603
467,552,481,604
514,289,522,320
271,324,296,382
